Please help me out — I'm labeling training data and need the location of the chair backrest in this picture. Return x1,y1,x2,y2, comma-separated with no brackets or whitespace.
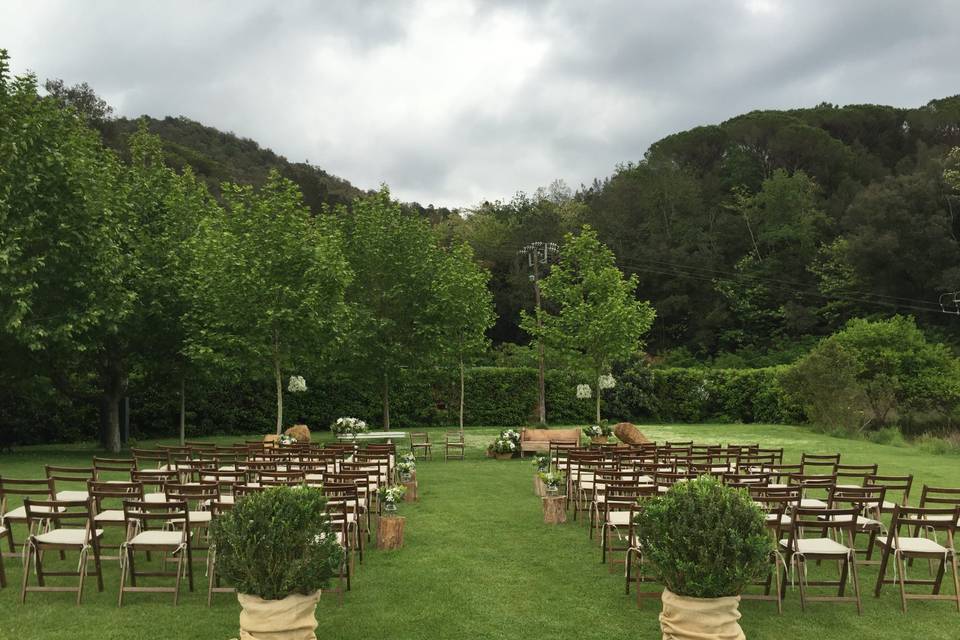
800,452,841,474
130,469,179,493
760,463,802,483
23,497,96,537
257,470,306,487
92,457,136,480
722,472,770,486
121,499,190,534
865,474,913,506
130,448,169,469
445,432,464,444
654,471,696,488
888,504,960,535
164,481,220,507
44,465,95,493
828,485,886,516
665,440,693,447
833,463,878,485
233,483,266,499
410,432,430,444
783,506,859,551
88,480,145,513
918,485,960,511
0,477,56,513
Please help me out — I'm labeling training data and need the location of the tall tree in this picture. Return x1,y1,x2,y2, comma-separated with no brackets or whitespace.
523,225,656,422
427,242,497,431
335,187,439,429
186,171,351,434
0,51,135,452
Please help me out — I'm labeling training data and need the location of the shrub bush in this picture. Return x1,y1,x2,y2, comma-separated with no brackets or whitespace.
635,476,771,598
209,486,343,600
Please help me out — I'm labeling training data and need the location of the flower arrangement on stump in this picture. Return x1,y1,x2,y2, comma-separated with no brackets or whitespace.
396,460,416,482
210,486,343,640
379,485,407,513
330,416,368,438
538,470,564,495
532,455,550,496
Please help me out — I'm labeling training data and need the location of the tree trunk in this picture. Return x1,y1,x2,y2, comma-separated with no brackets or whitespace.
274,352,283,436
99,361,123,453
596,373,602,424
383,370,391,430
178,375,186,445
459,350,465,433
534,260,546,425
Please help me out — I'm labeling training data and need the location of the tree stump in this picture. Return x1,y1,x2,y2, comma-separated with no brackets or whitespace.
377,516,405,549
542,495,566,524
534,474,546,497
402,480,418,502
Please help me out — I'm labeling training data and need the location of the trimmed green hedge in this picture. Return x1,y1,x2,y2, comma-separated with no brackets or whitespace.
3,364,803,445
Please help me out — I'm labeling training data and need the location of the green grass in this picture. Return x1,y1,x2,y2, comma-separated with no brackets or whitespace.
1,423,959,639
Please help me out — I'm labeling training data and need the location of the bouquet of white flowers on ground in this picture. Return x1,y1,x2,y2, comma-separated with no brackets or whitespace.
330,417,369,436
492,438,518,454
500,429,521,447
276,433,298,446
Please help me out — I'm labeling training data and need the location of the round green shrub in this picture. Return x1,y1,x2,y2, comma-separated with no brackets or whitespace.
635,476,771,598
210,485,344,600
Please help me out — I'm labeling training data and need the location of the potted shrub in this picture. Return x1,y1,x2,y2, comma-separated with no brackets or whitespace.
532,455,550,496
491,437,517,460
635,476,770,640
582,423,612,444
210,486,344,640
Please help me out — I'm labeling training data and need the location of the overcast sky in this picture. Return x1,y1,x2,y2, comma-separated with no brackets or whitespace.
2,1,958,207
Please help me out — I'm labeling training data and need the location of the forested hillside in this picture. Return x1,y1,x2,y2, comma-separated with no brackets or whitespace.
444,97,960,363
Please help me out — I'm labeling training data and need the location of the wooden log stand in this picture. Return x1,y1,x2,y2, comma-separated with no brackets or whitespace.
533,474,546,497
542,495,566,524
402,480,418,502
377,515,406,549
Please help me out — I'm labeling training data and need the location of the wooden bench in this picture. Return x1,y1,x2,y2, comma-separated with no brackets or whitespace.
519,427,580,456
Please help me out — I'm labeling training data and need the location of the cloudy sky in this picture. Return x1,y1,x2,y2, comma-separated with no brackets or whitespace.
2,0,958,207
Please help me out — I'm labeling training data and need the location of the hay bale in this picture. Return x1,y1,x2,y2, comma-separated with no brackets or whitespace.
285,424,312,443
613,422,651,445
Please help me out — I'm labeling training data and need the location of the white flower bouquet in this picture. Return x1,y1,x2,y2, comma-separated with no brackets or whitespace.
277,433,298,446
379,485,407,511
582,423,612,438
330,416,369,436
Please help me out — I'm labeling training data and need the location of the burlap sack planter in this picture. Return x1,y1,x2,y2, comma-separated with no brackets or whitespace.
238,590,321,640
659,589,745,640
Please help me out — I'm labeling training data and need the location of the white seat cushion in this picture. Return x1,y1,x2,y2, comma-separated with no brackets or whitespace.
169,511,211,525
144,492,166,503
4,505,62,520
800,498,827,509
129,530,185,547
779,537,851,556
94,509,126,523
55,490,89,501
606,511,633,526
880,536,949,554
35,528,103,545
766,513,792,526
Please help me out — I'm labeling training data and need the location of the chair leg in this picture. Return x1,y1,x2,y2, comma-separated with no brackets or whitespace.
849,553,862,615
173,549,185,606
19,543,33,604
896,552,908,613
625,548,633,595
797,559,807,612
932,557,946,595
950,551,960,612
206,551,215,607
118,548,129,607
76,551,87,606
874,548,890,597
185,543,194,592
774,557,783,615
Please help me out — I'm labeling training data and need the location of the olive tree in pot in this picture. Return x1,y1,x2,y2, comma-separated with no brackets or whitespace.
210,486,344,640
635,476,771,640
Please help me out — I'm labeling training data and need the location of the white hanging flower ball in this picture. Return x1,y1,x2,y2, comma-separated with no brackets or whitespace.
599,374,616,390
576,384,592,399
288,375,307,393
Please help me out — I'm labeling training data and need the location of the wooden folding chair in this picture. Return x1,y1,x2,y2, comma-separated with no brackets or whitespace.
601,483,656,566
92,457,136,482
19,497,104,605
410,432,433,460
624,502,661,606
865,474,913,515
827,485,886,563
119,499,193,605
874,505,960,612
88,480,145,560
743,490,796,613
779,505,862,614
206,500,236,606
45,465,96,501
444,432,465,461
131,469,179,503
0,477,57,558
322,487,356,604
833,463,878,488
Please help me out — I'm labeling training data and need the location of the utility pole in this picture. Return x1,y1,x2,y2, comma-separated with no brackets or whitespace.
519,241,558,425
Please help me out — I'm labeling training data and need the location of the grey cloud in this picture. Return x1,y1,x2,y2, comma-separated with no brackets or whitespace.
2,0,959,208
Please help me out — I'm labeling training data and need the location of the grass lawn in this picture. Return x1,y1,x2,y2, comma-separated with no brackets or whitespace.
0,423,958,639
